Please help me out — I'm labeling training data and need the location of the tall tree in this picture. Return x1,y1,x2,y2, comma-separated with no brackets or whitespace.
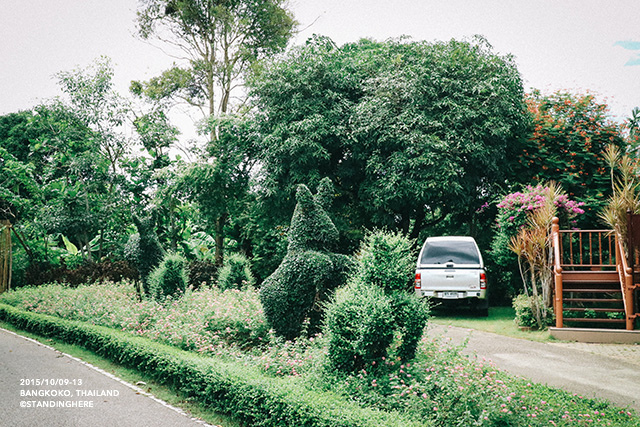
133,0,296,130
133,0,296,265
56,57,130,179
248,36,530,251
516,90,626,226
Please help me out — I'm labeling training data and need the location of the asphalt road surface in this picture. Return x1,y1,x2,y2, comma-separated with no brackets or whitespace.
0,328,214,427
429,324,640,412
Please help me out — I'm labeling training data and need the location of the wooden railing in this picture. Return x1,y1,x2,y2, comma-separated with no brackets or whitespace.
551,219,564,328
555,227,616,269
615,235,636,330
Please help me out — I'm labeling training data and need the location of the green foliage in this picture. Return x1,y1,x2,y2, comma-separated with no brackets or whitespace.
178,116,260,265
391,292,430,362
148,253,189,301
260,182,353,339
324,230,428,374
513,294,554,329
324,283,396,373
132,213,165,295
353,229,415,293
249,35,530,248
134,0,296,116
287,182,339,252
216,253,255,290
0,58,138,285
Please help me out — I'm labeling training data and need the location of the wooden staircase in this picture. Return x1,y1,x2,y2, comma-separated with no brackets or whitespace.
551,218,639,331
560,271,626,328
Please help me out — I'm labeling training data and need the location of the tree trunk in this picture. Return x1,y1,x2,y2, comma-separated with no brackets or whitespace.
214,213,228,267
0,220,12,293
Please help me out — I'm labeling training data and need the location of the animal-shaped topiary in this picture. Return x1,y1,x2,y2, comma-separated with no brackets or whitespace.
129,211,165,298
260,179,353,340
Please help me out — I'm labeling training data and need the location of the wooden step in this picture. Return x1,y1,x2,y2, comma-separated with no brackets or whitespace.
561,270,620,284
564,307,624,313
564,298,624,304
562,288,622,293
563,318,626,324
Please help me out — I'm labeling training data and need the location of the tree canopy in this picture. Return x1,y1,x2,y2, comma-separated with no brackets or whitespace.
133,0,297,117
515,90,626,226
248,36,530,246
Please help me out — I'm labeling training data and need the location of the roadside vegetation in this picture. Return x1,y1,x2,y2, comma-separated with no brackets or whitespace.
0,320,242,427
2,281,639,426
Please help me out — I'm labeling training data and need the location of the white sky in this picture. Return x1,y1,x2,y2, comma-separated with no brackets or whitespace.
1,0,640,134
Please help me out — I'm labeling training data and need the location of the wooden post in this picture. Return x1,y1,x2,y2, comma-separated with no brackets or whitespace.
0,220,11,294
551,217,563,328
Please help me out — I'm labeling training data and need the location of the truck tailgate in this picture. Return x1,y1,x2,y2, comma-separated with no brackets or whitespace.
418,268,480,292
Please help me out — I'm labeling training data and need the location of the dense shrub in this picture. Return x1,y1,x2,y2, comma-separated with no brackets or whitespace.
131,212,165,296
324,283,395,373
216,253,255,290
148,253,188,301
513,294,554,329
324,230,428,373
354,230,415,293
261,181,353,339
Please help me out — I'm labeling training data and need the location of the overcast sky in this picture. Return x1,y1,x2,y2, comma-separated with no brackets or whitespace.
2,0,639,131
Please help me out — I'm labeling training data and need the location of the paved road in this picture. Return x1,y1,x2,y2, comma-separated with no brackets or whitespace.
0,328,214,427
430,324,640,412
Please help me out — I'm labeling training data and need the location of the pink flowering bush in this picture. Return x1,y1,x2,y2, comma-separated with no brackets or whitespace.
496,185,584,234
490,184,585,304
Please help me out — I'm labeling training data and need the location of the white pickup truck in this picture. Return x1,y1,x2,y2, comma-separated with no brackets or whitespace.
414,236,488,316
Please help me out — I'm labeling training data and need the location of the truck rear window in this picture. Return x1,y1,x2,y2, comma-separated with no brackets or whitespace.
420,240,480,265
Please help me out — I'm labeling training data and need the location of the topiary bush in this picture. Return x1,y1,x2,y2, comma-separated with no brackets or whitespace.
324,282,395,373
260,179,354,340
148,253,189,302
217,253,255,290
354,229,416,293
131,212,165,297
324,230,429,374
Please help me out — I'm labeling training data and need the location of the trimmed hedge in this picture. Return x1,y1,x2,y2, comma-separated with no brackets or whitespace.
0,303,427,427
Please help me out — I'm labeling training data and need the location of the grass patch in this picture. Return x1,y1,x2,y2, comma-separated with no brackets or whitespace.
430,306,553,342
0,320,240,427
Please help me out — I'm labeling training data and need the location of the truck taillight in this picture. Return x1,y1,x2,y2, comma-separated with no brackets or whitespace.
480,272,486,290
414,272,422,289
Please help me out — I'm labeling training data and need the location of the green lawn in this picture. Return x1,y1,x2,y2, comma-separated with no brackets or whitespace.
429,306,553,342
